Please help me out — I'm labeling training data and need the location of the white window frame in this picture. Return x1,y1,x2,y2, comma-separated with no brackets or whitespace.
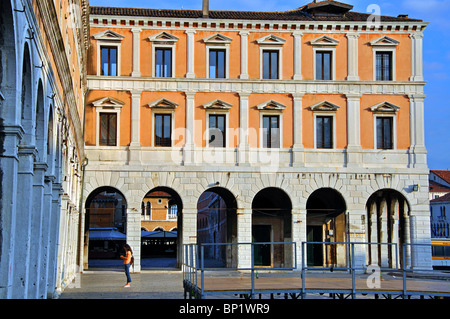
373,48,397,81
149,32,179,78
91,97,124,148
148,98,178,147
310,101,339,150
203,99,232,148
257,100,286,149
313,47,337,81
257,34,286,80
370,36,399,82
203,33,232,79
93,30,124,76
370,101,400,150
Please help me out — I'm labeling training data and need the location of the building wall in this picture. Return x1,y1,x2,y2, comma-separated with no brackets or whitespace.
83,4,431,273
0,0,89,299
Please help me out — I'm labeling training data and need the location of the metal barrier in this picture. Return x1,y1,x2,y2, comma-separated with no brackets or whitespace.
183,241,450,299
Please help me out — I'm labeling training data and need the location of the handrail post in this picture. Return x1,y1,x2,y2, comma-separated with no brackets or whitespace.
351,243,355,299
201,244,205,299
251,243,255,299
301,242,306,299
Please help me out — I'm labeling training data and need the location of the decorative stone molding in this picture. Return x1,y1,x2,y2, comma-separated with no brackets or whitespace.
202,99,232,109
370,36,400,46
310,35,340,46
370,101,400,113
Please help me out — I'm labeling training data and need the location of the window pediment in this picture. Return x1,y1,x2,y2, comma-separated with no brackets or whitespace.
370,101,400,113
257,100,286,111
148,98,178,109
309,101,340,111
203,33,233,44
148,31,179,43
91,97,125,109
93,30,125,41
256,34,286,45
370,36,400,46
310,35,339,46
203,99,232,110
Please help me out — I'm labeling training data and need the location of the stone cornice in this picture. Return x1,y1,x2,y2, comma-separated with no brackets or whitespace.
87,76,426,96
89,15,427,34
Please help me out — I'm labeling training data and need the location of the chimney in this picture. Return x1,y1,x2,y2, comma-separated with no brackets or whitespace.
203,0,209,18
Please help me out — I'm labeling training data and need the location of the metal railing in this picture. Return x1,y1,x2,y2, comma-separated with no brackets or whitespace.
183,241,449,299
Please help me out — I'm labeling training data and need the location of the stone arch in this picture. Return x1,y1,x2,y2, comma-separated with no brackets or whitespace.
306,187,347,267
35,79,45,162
366,188,411,268
251,187,293,268
197,186,238,267
20,41,34,145
83,186,128,269
141,186,183,269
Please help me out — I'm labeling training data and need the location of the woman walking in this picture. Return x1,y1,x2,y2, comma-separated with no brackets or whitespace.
120,244,134,287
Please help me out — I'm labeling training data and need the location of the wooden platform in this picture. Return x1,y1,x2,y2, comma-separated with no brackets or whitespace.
184,274,450,298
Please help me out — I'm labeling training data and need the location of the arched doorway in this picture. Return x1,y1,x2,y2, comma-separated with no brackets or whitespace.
252,187,292,268
366,189,410,268
306,188,347,267
141,187,183,269
197,187,238,267
84,187,127,269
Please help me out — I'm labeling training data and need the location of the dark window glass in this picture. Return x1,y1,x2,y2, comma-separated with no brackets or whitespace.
99,113,117,146
263,50,279,79
316,51,332,80
316,116,333,149
101,46,117,76
156,48,172,77
376,117,393,149
210,49,226,79
155,114,172,146
209,114,226,147
376,52,393,81
263,115,280,148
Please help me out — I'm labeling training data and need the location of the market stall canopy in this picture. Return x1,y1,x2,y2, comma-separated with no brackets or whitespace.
89,227,126,240
141,230,177,238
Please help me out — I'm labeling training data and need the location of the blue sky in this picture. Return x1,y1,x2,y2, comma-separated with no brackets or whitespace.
89,0,450,170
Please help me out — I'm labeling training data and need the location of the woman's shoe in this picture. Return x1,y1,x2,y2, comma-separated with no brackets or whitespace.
123,283,130,288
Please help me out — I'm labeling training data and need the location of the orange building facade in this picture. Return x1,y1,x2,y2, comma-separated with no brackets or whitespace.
82,1,431,272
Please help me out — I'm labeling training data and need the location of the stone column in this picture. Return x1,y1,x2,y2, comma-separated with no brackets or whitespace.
185,30,196,78
292,208,306,269
11,146,36,298
126,208,141,273
346,93,362,168
184,92,196,165
129,90,142,165
237,208,252,268
39,177,54,298
238,92,250,165
0,125,22,298
390,199,400,268
292,93,304,167
131,28,142,77
292,32,303,80
346,32,360,81
369,201,378,266
47,182,63,298
408,94,427,168
379,199,389,268
28,162,47,298
410,32,424,82
239,31,249,79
